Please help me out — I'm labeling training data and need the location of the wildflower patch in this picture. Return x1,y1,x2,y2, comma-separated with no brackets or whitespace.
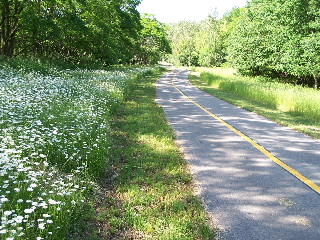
0,65,153,239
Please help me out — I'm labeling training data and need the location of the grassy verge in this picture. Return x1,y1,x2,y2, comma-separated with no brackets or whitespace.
95,68,216,239
0,59,161,239
189,67,320,139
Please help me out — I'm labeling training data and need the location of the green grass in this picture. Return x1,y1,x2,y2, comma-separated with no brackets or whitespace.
0,59,164,240
0,57,215,239
95,68,216,239
189,67,320,139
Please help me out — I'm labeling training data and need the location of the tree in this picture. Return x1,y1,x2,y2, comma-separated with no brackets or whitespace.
80,0,142,64
219,7,245,65
167,21,200,66
133,14,171,65
0,0,25,57
168,14,227,67
0,0,145,65
300,33,320,88
227,0,320,87
17,0,89,59
194,14,224,67
227,2,281,75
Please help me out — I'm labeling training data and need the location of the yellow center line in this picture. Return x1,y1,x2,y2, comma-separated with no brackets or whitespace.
170,70,320,195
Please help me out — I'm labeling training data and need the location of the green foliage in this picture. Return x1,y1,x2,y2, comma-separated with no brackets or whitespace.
167,21,200,66
195,16,224,67
0,0,170,65
227,0,320,87
133,14,172,65
168,13,231,67
167,1,320,87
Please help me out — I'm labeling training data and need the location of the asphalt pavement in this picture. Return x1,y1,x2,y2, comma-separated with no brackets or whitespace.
156,69,320,240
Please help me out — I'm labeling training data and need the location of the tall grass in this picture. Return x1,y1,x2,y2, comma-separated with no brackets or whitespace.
198,67,320,122
0,62,154,240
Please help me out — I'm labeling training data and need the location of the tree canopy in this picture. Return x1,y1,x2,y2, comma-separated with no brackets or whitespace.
167,15,224,67
167,0,320,88
0,0,170,65
227,0,320,87
133,13,171,65
2,0,320,84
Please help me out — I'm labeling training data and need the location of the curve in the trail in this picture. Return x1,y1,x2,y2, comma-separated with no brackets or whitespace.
156,68,320,240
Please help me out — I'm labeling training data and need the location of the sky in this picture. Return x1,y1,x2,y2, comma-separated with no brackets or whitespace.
137,0,248,23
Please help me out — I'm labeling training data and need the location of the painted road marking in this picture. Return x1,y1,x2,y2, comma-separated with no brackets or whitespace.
169,70,320,195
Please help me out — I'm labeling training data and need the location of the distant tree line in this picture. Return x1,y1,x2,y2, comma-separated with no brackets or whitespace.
168,0,320,88
167,15,225,68
0,0,171,65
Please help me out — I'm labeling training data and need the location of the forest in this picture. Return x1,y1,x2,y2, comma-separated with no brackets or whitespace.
1,0,319,88
168,0,320,88
0,0,171,65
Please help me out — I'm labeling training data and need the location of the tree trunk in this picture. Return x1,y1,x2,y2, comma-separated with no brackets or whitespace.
0,0,24,58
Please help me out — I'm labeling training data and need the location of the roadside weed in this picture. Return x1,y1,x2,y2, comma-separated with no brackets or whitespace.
190,67,320,139
0,64,154,239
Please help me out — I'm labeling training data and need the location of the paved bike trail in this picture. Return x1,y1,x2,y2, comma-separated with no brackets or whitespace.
156,69,320,240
